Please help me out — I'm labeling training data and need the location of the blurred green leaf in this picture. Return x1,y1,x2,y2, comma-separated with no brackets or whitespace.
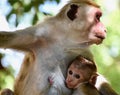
6,0,60,26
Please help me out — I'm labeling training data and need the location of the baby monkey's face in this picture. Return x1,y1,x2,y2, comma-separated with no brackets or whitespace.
65,63,85,89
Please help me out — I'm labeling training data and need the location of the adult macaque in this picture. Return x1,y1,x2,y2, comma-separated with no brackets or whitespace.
0,0,116,95
65,55,98,89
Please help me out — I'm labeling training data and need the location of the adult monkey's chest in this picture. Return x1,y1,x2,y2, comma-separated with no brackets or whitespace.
58,48,91,78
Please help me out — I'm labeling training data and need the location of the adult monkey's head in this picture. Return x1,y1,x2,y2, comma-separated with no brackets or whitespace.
56,0,106,46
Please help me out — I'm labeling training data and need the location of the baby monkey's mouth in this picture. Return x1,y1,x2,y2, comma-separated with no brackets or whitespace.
65,81,75,89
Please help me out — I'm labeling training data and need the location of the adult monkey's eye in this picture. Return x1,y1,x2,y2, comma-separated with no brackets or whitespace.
69,70,73,75
95,12,102,21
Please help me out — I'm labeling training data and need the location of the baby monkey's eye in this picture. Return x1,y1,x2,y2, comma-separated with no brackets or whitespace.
75,74,80,79
69,70,73,75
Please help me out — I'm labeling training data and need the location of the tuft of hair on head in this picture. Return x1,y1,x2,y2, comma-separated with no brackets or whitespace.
70,0,100,8
74,55,97,72
56,0,100,20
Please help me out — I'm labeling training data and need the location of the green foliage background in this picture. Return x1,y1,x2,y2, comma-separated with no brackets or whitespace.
91,1,120,93
0,0,120,94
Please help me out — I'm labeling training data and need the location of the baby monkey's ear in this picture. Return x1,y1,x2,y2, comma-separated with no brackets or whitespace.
89,73,99,85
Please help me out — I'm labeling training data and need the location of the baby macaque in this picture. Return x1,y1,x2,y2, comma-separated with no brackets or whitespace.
65,55,98,89
47,55,98,95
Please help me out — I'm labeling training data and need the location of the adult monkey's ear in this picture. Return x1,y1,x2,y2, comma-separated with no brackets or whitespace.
67,4,78,21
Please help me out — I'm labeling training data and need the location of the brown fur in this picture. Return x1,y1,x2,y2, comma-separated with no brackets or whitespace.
0,0,109,95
